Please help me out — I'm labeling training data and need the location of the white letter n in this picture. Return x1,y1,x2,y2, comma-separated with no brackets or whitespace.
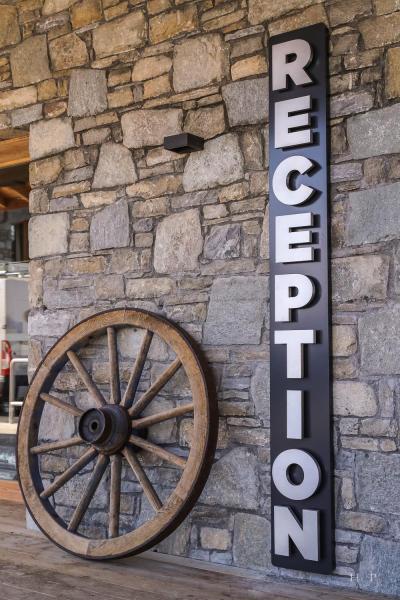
274,506,320,561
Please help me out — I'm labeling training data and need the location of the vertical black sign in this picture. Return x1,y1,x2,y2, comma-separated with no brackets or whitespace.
268,24,333,574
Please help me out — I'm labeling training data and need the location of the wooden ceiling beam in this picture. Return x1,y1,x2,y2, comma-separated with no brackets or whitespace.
0,184,29,211
0,135,30,170
0,198,29,211
0,184,29,200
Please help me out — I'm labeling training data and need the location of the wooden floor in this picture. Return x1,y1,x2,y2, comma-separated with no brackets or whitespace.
0,501,388,600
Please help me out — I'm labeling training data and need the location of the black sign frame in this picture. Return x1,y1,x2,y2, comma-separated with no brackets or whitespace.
268,23,334,574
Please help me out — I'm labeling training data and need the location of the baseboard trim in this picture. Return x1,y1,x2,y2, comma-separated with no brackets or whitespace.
139,549,268,582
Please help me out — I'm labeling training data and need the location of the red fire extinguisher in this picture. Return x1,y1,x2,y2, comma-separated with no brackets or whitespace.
0,340,12,377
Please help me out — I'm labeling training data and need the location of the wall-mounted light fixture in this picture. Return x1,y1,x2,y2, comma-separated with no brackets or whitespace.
163,133,204,154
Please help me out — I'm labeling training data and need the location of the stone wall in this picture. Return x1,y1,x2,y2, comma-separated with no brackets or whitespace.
1,0,400,595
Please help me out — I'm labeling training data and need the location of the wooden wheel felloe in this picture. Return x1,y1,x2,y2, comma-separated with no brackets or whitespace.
17,309,217,560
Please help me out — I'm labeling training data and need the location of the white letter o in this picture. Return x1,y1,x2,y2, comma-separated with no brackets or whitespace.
272,449,321,501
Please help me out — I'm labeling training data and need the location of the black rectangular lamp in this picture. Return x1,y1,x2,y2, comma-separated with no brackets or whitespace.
163,133,204,153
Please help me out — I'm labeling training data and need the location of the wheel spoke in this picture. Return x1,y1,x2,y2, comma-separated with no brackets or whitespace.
131,403,194,429
30,436,84,455
107,327,121,405
121,330,153,409
67,350,106,407
68,454,109,533
129,435,186,470
40,447,97,499
128,358,182,418
122,447,162,511
40,393,83,417
108,454,122,538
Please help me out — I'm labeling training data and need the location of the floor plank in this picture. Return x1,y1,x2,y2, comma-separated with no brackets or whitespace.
0,480,23,503
0,501,389,600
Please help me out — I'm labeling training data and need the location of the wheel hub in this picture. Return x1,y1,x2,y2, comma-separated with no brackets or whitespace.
78,405,131,455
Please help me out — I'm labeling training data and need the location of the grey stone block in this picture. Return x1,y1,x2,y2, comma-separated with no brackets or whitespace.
248,0,317,24
127,174,182,200
0,5,20,48
92,142,137,188
347,104,400,159
54,471,108,509
95,274,124,300
331,161,362,182
333,381,377,417
11,103,42,127
204,276,267,345
0,86,37,113
241,128,263,170
347,182,400,245
68,69,107,117
356,452,400,515
154,209,203,274
30,117,75,160
204,224,240,260
359,536,400,596
50,196,79,212
260,209,269,259
122,108,183,148
48,32,88,71
332,325,357,357
28,311,71,337
330,90,373,118
233,513,271,569
335,529,362,545
332,255,389,304
126,277,174,299
10,34,50,87
61,166,93,184
359,305,400,375
43,286,94,309
338,511,385,533
157,520,191,556
200,447,259,509
29,188,49,213
39,402,75,443
183,133,244,192
92,11,146,59
184,104,226,140
335,544,358,564
395,246,400,296
173,33,229,93
251,363,270,425
201,527,230,551
90,199,130,251
360,417,396,437
222,78,268,126
29,212,69,258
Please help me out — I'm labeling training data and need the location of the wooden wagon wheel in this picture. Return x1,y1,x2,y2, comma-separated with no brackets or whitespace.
17,308,217,560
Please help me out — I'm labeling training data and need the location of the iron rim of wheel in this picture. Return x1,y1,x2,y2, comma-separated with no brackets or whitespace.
17,308,217,560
